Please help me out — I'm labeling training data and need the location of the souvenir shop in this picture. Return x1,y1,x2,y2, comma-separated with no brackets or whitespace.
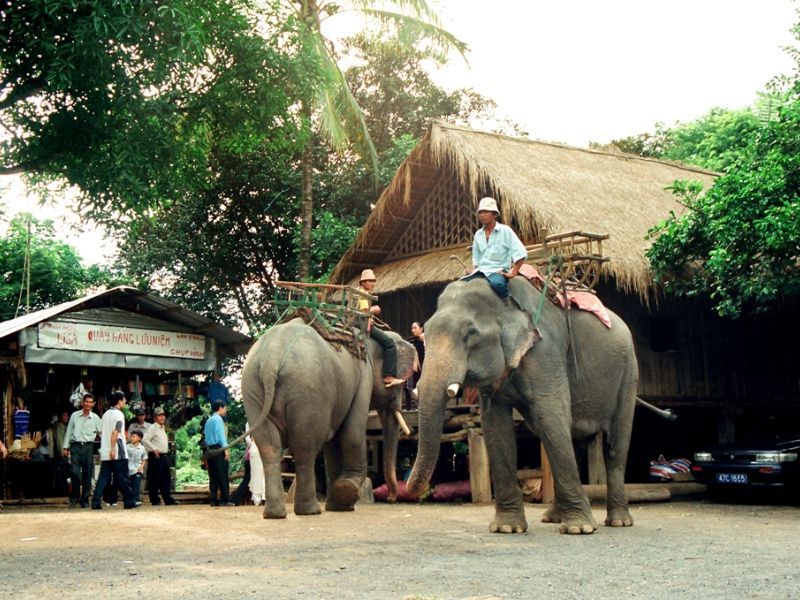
0,286,252,500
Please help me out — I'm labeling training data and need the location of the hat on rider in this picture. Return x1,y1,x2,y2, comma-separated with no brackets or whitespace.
476,197,500,215
359,269,376,283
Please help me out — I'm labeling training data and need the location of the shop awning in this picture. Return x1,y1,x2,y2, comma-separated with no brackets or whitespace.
0,286,253,371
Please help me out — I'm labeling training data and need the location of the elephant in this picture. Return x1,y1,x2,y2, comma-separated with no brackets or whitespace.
406,276,639,535
239,317,415,518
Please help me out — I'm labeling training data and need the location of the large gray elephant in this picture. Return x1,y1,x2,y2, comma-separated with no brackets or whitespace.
240,318,414,518
406,276,638,535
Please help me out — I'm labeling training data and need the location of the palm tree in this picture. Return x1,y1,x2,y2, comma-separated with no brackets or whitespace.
287,0,467,280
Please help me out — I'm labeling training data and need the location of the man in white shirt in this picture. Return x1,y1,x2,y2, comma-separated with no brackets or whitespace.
62,394,102,508
462,197,528,300
91,391,138,509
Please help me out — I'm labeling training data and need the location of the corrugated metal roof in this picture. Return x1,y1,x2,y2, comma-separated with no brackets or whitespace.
0,286,253,356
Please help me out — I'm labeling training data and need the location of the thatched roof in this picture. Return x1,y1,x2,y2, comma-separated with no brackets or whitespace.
330,121,718,298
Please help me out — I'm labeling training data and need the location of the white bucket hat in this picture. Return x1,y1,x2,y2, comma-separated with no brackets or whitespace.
359,268,376,282
476,197,500,215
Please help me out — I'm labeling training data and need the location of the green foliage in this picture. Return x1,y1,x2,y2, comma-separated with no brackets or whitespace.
119,25,498,325
174,414,208,488
286,0,467,279
598,108,761,172
647,99,800,317
659,108,762,172
291,211,359,281
0,213,123,319
115,6,312,333
314,29,517,224
174,403,247,488
0,0,299,223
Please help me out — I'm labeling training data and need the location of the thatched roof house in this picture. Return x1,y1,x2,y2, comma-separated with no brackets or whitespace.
330,120,717,299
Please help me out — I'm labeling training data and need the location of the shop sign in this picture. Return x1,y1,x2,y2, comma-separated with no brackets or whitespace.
37,321,206,360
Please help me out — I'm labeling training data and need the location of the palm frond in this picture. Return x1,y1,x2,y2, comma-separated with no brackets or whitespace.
310,34,379,175
351,8,469,58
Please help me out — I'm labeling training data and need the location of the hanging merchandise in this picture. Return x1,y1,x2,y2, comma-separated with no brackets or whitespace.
69,382,86,408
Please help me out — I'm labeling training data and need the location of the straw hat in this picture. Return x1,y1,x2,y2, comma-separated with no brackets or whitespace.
476,197,500,214
359,268,376,282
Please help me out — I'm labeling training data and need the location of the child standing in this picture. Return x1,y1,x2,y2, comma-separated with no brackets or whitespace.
127,430,147,506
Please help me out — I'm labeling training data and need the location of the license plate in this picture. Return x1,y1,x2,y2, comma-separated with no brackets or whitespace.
716,473,748,484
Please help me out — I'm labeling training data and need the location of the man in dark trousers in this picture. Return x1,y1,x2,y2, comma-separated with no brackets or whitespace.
142,406,179,506
204,400,233,506
91,391,138,509
62,393,101,508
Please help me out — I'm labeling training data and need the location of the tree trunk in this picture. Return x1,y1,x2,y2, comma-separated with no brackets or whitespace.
298,133,313,281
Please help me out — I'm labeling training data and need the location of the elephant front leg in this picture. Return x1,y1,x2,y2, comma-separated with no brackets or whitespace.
537,417,596,535
481,400,527,534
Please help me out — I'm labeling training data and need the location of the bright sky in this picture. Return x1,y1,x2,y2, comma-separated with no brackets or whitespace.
1,0,797,265
428,0,798,145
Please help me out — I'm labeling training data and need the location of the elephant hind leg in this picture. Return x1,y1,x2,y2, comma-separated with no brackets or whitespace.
291,444,324,516
326,479,360,511
603,392,636,528
323,437,362,512
251,422,288,519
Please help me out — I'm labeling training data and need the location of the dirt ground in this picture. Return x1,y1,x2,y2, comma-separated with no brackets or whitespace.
1,497,799,600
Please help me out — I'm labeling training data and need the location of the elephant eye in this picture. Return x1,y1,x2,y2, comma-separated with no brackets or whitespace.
462,325,479,344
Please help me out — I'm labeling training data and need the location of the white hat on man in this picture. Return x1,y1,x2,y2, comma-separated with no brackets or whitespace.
359,268,377,282
476,197,500,215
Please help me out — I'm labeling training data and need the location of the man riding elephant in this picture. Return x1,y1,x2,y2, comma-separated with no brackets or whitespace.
357,269,406,388
461,197,527,301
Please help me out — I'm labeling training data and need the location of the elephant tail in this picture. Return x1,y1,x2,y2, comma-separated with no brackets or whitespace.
636,397,677,421
206,339,281,458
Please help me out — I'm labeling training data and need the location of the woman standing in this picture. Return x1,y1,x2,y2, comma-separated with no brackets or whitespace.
406,322,426,408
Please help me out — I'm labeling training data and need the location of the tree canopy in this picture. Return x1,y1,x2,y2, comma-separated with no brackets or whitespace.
0,0,298,222
646,97,800,317
0,213,121,319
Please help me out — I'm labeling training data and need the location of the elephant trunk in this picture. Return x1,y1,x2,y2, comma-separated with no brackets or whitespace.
407,355,463,497
380,408,400,502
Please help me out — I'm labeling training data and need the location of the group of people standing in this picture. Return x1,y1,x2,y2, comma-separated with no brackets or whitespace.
61,391,178,509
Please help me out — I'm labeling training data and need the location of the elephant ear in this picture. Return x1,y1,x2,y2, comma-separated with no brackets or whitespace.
394,338,417,381
500,308,541,370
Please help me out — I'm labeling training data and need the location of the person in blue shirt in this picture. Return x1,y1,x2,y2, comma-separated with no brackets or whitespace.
207,372,229,405
462,197,528,299
204,400,233,506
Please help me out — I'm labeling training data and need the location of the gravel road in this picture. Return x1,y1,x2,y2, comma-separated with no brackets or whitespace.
1,499,798,600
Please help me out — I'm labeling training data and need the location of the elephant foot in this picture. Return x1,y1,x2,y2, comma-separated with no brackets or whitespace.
541,503,561,523
263,502,288,519
558,512,597,535
326,479,360,511
605,507,634,528
489,510,528,534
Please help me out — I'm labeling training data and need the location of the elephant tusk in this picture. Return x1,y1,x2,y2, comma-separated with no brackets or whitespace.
395,410,411,435
446,383,461,398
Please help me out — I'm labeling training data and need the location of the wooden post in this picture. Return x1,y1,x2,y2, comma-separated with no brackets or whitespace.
467,429,492,504
284,478,296,504
587,432,607,485
540,442,555,505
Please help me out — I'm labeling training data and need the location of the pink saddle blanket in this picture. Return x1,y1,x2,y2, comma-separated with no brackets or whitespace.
518,264,612,328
